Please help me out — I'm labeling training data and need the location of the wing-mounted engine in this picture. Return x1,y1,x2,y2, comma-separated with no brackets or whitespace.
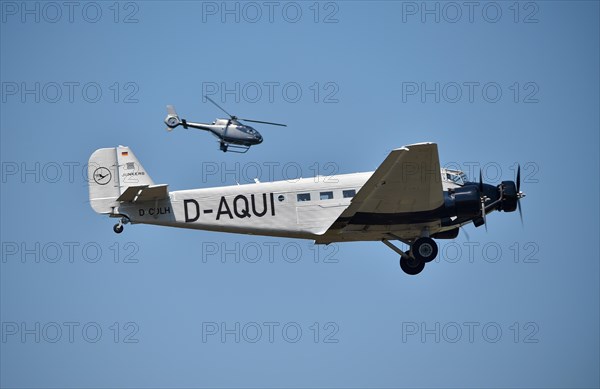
445,186,481,218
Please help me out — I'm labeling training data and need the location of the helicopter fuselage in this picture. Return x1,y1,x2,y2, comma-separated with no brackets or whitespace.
181,119,263,146
164,99,284,152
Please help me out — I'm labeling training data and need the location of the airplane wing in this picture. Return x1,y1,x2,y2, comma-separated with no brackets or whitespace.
116,184,169,203
327,142,444,230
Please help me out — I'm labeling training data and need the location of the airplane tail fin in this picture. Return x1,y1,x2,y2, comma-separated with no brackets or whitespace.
88,146,154,214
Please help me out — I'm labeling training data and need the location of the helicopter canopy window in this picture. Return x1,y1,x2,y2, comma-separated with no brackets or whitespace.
446,172,468,186
297,193,311,202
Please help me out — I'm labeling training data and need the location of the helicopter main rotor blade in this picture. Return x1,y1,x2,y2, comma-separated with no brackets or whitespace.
240,118,287,127
204,96,235,119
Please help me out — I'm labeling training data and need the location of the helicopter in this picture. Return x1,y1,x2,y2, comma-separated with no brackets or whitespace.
164,96,286,153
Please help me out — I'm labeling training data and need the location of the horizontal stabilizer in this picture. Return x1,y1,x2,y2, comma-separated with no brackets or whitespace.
117,184,169,203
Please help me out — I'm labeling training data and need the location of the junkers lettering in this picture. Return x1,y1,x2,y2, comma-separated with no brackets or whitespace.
184,193,275,222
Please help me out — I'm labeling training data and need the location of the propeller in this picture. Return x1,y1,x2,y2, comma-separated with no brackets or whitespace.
479,170,484,193
479,169,487,231
460,226,471,241
516,164,525,226
204,96,287,127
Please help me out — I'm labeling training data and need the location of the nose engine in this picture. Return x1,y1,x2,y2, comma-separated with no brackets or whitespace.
498,181,519,212
445,165,525,229
475,165,526,227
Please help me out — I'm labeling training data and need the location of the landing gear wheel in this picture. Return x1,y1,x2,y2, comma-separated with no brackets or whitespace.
400,254,425,275
412,237,438,263
220,142,228,152
113,223,124,234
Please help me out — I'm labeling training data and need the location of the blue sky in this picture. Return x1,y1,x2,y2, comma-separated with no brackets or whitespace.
1,1,599,388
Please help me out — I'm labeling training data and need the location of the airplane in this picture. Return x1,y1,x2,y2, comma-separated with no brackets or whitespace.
164,97,286,153
88,143,525,275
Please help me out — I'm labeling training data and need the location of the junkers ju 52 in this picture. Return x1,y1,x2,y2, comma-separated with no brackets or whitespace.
88,142,526,276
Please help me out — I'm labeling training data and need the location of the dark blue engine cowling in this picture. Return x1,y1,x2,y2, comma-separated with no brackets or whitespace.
444,186,481,218
500,181,518,212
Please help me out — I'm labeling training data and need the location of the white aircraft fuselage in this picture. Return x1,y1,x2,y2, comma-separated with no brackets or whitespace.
116,171,468,242
89,144,523,274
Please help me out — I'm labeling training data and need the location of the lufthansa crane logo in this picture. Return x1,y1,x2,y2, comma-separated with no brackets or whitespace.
93,167,112,185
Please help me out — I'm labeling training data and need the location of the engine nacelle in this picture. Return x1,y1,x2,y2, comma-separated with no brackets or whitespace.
445,186,481,218
499,181,518,212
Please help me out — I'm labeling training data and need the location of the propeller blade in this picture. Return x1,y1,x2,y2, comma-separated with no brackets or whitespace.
516,164,524,226
482,200,488,232
479,170,484,193
204,96,235,119
478,169,487,231
460,226,471,241
240,118,287,127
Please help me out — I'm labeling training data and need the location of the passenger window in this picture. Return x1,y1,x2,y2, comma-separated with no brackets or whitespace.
297,193,311,202
320,191,333,200
343,189,356,198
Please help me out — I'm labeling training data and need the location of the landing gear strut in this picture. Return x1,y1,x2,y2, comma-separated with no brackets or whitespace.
112,217,130,234
382,236,439,275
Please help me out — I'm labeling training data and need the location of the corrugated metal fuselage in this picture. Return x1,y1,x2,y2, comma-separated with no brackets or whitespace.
116,172,463,243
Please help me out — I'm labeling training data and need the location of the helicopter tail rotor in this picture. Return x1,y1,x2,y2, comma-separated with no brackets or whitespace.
164,105,181,131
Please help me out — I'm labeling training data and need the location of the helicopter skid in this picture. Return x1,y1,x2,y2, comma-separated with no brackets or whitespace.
220,142,250,153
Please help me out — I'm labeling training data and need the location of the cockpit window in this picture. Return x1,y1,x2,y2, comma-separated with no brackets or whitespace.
446,172,468,186
240,127,256,134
